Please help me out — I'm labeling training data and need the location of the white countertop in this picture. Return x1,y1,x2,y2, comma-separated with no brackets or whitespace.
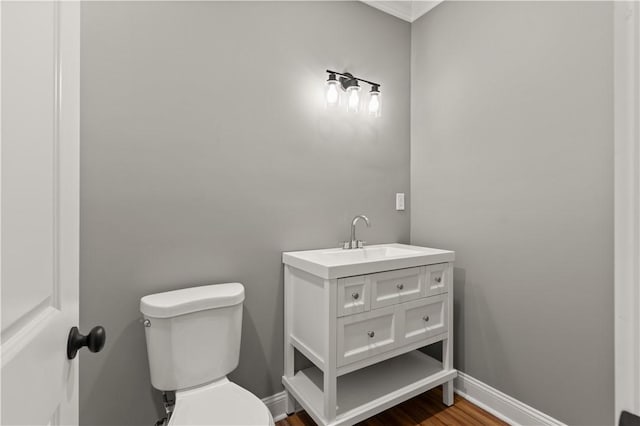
283,243,455,279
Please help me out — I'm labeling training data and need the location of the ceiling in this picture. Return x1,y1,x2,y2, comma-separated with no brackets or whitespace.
361,1,443,22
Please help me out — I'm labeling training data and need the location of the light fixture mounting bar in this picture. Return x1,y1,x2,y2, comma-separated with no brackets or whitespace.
326,69,381,89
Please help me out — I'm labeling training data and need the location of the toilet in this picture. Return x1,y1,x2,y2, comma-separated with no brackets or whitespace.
140,283,274,426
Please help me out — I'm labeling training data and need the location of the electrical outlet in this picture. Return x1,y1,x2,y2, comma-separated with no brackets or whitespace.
396,193,405,211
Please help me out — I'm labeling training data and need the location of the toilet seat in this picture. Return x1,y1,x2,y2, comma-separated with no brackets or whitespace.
169,378,274,426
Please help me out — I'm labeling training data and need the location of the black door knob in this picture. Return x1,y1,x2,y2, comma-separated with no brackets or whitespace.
67,326,106,359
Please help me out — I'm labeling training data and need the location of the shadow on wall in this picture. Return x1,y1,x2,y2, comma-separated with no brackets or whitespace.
453,267,466,371
453,266,513,385
80,319,166,424
229,284,284,396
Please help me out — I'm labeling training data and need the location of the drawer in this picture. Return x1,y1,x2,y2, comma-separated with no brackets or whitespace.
370,266,426,309
399,294,448,346
337,276,370,317
425,263,448,296
337,305,397,367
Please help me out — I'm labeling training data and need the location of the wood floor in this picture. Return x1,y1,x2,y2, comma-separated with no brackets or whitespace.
276,387,509,426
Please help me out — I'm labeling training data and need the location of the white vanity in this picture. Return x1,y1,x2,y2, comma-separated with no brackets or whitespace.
282,243,456,426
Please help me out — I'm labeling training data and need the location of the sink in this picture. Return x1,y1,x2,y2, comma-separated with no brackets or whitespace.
315,245,422,264
283,243,455,279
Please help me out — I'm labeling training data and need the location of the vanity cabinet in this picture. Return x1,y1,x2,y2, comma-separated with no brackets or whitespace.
282,244,456,426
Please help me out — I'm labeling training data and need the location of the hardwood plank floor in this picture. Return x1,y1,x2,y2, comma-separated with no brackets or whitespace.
276,387,509,426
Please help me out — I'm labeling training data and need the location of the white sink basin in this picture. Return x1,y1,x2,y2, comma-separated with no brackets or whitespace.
283,243,455,279
314,245,422,264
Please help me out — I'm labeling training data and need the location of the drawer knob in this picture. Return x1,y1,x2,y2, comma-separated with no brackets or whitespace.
435,276,442,283
396,283,404,290
367,331,375,338
352,292,360,300
423,315,430,322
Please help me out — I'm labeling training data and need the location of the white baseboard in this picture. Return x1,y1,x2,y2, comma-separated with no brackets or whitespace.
262,391,289,422
265,372,566,426
454,372,566,426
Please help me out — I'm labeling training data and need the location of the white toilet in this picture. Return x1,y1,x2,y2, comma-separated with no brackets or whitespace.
140,283,274,426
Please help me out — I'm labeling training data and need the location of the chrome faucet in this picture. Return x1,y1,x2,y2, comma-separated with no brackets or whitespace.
343,215,371,249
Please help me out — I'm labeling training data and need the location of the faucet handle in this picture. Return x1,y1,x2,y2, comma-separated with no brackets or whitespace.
357,240,366,249
340,241,351,249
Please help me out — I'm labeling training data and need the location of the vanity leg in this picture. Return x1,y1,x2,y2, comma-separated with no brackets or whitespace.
442,335,454,406
443,380,454,406
284,339,297,414
323,278,338,422
323,371,337,421
442,335,455,406
442,262,455,407
283,266,297,415
285,391,297,415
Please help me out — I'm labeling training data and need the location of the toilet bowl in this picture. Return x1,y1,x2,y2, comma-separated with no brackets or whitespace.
169,378,273,426
140,283,274,426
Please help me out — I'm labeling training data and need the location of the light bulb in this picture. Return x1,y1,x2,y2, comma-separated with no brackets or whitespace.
325,73,340,108
368,88,381,117
347,86,361,113
326,81,339,107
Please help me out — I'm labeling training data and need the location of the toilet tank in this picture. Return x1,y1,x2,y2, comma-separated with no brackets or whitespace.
140,283,244,391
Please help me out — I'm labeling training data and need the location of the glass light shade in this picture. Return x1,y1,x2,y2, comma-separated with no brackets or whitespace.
368,91,381,117
347,86,361,113
325,80,340,108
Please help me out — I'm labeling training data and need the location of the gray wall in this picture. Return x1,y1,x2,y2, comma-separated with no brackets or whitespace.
80,2,410,425
411,2,613,425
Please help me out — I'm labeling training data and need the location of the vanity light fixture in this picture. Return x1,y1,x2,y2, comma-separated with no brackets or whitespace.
325,69,382,117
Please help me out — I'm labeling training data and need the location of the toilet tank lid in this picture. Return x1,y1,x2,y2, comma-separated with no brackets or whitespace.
140,283,245,318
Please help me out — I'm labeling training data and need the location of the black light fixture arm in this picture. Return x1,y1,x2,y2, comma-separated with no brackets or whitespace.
326,69,381,90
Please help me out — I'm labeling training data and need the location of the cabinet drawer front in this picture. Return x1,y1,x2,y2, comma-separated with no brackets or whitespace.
370,266,426,309
337,306,397,367
425,263,448,296
400,294,448,346
337,276,370,317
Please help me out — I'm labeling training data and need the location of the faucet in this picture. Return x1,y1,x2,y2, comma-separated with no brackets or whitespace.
344,215,371,249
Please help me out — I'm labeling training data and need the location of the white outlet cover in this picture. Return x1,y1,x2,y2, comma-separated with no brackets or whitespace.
396,193,405,211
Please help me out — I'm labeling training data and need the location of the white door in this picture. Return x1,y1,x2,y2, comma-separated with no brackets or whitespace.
1,1,80,425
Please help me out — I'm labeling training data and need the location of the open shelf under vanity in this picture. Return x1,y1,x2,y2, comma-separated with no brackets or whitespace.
283,350,457,426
